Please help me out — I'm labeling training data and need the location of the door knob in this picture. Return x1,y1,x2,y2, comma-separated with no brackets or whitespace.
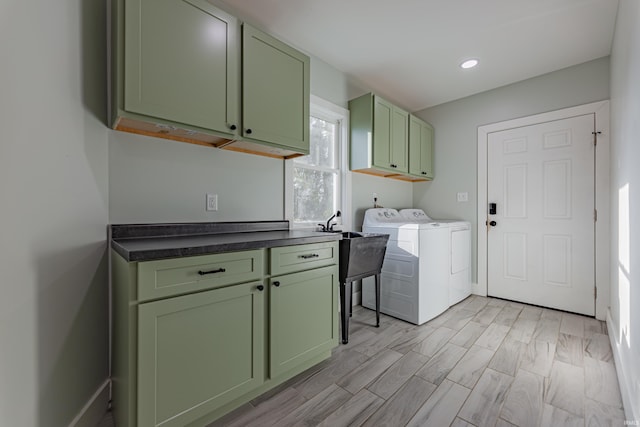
489,220,497,226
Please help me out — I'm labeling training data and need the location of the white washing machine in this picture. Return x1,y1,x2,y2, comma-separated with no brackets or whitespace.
399,209,472,306
361,208,449,325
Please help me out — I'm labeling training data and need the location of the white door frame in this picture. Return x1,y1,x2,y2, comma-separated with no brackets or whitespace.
477,101,610,320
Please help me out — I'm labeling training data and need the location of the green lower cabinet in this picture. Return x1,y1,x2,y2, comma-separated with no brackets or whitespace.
112,243,339,427
137,281,265,427
269,265,339,378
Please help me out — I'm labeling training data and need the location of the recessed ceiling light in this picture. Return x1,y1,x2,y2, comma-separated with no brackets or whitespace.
460,59,479,69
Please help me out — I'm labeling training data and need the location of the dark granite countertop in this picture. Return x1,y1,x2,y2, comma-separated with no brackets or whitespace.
110,221,342,262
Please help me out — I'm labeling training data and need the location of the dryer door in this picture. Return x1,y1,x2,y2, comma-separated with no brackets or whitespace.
451,228,470,274
450,227,472,305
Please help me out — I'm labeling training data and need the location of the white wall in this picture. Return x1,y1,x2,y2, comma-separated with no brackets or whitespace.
0,0,110,426
109,133,286,223
609,0,640,420
310,56,364,110
109,124,413,228
412,57,610,282
351,173,413,230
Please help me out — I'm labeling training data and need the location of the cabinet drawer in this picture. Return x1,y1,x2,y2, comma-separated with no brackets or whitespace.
270,241,337,276
138,250,263,301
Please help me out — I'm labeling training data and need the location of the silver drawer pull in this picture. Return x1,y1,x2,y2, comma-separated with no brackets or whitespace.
298,254,319,259
198,268,226,276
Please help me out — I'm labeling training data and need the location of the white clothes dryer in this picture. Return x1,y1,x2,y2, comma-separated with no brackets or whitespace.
361,208,449,324
399,209,472,306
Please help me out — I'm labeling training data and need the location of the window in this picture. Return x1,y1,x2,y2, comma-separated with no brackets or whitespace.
285,96,351,230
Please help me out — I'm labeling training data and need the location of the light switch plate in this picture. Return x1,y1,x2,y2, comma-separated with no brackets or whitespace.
206,194,218,211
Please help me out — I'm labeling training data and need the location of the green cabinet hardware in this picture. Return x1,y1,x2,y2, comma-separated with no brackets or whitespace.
270,241,337,276
138,281,265,427
349,92,432,182
408,115,434,180
137,249,263,302
111,0,310,159
270,265,339,377
112,241,338,427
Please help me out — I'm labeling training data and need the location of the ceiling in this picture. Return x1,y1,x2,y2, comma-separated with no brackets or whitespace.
220,0,619,112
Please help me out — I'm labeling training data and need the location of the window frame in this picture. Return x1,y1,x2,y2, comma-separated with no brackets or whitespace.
285,95,351,231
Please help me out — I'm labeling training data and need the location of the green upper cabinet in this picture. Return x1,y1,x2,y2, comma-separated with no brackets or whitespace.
242,24,310,155
390,103,409,172
372,96,392,170
372,96,408,173
350,93,416,180
115,0,240,141
408,115,434,180
111,1,310,159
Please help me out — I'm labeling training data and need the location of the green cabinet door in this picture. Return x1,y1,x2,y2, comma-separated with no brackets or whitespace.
242,24,310,153
124,0,240,135
137,281,264,427
408,115,434,179
372,95,408,173
373,96,393,170
269,266,338,378
391,106,409,173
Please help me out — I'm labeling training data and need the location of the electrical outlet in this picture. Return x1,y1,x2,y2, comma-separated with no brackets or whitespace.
206,194,218,211
457,192,468,202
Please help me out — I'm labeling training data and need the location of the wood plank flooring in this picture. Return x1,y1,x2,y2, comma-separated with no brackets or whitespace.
100,296,626,427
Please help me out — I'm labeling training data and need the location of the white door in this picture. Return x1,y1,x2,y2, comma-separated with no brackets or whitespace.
487,114,595,315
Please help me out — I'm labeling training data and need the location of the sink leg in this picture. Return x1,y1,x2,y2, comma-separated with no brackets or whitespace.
375,274,381,327
340,281,352,344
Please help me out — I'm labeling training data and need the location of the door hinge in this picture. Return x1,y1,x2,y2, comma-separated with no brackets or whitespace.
594,209,598,221
594,286,597,299
592,131,601,146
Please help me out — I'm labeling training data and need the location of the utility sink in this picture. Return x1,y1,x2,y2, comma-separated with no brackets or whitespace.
339,232,389,283
338,231,389,344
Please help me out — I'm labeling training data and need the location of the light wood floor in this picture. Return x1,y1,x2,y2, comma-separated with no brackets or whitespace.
102,295,626,427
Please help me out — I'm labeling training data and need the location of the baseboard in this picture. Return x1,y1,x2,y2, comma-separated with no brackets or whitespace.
471,282,485,296
606,310,639,423
68,379,110,427
353,290,362,306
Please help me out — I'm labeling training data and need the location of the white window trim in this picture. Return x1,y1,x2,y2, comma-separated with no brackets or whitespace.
285,95,352,231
